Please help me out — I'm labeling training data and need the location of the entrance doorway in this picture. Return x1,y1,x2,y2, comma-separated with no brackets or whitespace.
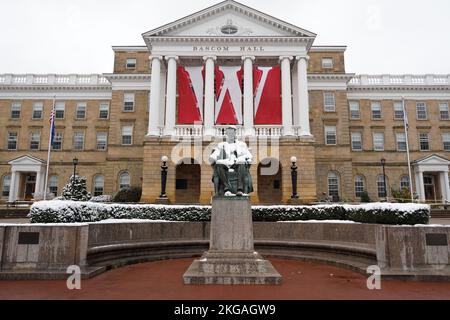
257,158,282,204
23,174,36,200
423,174,437,202
175,158,201,204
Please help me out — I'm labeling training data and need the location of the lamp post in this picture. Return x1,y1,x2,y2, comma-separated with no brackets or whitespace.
381,158,387,201
72,157,78,179
290,156,299,199
160,156,168,198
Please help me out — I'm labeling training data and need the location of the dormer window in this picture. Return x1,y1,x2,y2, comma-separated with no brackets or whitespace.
322,58,334,69
126,58,137,69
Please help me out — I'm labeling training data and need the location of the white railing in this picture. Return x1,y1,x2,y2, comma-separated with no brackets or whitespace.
172,125,286,137
174,125,203,137
254,126,283,137
350,74,450,86
0,74,110,86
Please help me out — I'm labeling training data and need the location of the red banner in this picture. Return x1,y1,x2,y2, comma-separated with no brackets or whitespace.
177,66,203,124
215,66,243,125
253,66,282,125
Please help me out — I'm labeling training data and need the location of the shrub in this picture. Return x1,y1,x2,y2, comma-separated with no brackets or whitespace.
62,175,91,201
112,187,142,203
89,195,112,203
28,201,430,225
360,191,371,203
391,188,411,203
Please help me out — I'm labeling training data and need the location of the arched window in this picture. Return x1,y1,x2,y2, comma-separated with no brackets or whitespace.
354,175,365,198
93,175,105,196
400,176,410,190
2,174,11,197
119,172,130,190
327,172,339,198
377,175,388,198
49,175,58,196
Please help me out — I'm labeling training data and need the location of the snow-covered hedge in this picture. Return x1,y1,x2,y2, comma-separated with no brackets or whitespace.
28,201,430,225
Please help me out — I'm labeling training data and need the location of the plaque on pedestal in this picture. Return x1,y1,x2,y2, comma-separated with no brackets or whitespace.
183,197,282,285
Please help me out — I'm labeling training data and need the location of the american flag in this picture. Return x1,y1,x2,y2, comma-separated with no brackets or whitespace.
402,99,409,130
49,104,56,145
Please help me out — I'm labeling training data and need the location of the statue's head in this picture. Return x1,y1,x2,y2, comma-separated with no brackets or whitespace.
226,125,237,143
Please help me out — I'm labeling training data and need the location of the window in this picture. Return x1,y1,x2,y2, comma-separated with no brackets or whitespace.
7,132,18,150
49,176,58,196
126,58,137,69
400,176,410,190
123,93,135,112
2,174,11,197
55,102,65,119
32,102,43,119
354,176,365,198
349,101,360,119
29,132,40,150
440,103,449,120
76,102,86,119
323,92,336,112
393,102,404,120
52,132,63,150
327,172,339,198
396,133,407,151
371,102,382,119
442,133,450,151
419,133,430,151
121,125,133,145
119,172,130,189
96,132,108,150
324,126,337,145
322,57,333,69
351,132,362,151
373,133,384,151
73,132,85,150
11,102,21,119
377,175,387,198
99,103,109,119
93,175,104,196
416,102,427,120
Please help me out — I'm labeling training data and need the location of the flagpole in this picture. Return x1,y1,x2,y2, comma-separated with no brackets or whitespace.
403,96,414,203
43,96,56,201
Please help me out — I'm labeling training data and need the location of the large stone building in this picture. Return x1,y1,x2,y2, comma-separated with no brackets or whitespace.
1,0,450,205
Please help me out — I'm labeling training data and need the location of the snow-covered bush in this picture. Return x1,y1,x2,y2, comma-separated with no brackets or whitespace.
61,175,91,201
28,201,430,225
112,187,142,203
89,195,112,203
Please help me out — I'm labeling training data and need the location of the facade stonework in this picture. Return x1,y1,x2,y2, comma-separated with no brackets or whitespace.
1,0,449,204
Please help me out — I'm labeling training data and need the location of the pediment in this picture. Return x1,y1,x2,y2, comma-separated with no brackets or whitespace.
8,155,45,166
413,154,450,166
143,0,316,38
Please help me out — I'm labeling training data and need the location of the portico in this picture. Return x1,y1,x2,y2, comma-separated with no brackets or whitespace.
142,1,316,138
412,155,450,203
7,155,46,202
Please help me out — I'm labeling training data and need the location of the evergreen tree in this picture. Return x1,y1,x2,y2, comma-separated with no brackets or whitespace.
62,175,91,201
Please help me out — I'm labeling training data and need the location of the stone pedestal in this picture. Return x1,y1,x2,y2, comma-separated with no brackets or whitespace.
183,197,282,285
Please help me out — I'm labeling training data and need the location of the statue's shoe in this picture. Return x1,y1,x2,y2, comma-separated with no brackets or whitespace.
224,191,236,197
236,191,243,197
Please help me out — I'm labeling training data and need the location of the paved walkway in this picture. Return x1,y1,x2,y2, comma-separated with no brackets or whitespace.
1,258,450,300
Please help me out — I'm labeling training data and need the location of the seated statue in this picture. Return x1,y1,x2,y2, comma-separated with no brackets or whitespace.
209,126,254,197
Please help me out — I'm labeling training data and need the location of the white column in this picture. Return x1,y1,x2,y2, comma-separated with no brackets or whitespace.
203,56,216,136
296,56,311,136
8,171,18,202
280,56,294,136
440,171,450,203
148,55,163,136
35,170,44,198
164,56,178,136
242,56,255,136
417,171,426,202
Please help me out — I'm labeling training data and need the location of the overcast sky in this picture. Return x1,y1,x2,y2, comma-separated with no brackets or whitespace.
1,0,449,75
